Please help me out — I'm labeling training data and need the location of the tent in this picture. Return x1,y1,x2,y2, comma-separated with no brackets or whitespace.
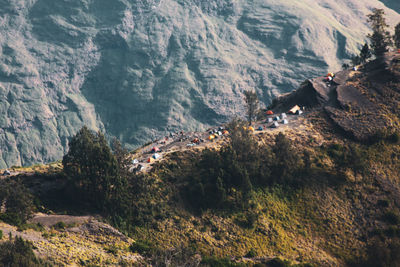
208,135,215,141
271,122,279,128
147,157,154,163
267,117,273,123
266,110,274,115
257,126,263,131
248,126,255,132
282,119,289,124
327,72,335,77
273,116,280,121
132,159,139,164
153,153,160,159
222,130,229,135
281,113,287,119
295,110,303,115
151,146,160,153
289,105,300,114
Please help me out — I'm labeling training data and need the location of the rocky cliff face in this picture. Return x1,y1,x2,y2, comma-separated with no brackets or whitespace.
0,0,399,168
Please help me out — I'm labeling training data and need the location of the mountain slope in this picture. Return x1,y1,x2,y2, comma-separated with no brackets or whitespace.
0,0,400,168
2,53,400,266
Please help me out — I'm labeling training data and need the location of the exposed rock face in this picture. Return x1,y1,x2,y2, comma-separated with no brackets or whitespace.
0,0,399,168
272,52,400,142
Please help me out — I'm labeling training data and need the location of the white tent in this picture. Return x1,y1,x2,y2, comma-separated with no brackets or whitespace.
289,105,300,114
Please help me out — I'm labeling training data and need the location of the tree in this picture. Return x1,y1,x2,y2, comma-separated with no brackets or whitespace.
244,90,259,125
394,23,400,48
271,133,302,184
360,43,372,64
0,179,35,226
112,138,131,177
63,126,119,210
0,236,50,267
351,55,361,66
367,8,393,57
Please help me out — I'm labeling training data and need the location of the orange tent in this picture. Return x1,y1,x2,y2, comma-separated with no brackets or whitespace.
248,126,255,132
327,72,335,77
222,130,229,135
266,110,274,115
147,157,154,163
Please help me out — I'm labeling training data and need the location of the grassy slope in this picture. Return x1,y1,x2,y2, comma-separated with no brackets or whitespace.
2,120,400,266
126,126,400,266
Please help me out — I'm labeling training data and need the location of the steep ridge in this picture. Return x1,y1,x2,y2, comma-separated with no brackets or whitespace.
0,0,400,168
272,52,400,141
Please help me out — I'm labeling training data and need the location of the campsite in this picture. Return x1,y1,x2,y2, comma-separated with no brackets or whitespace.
128,109,307,173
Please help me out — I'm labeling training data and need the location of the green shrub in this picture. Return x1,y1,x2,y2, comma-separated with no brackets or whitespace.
17,223,45,232
200,256,246,267
361,238,400,267
129,239,154,255
0,179,35,226
0,236,51,266
0,230,2,239
378,199,390,208
234,211,258,229
53,221,67,230
106,245,118,255
382,211,400,225
267,258,292,267
245,248,257,257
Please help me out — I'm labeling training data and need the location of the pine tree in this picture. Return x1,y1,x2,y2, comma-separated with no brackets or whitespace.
367,8,393,57
359,43,372,64
244,90,259,125
394,23,400,49
63,126,119,210
351,55,361,66
271,133,302,184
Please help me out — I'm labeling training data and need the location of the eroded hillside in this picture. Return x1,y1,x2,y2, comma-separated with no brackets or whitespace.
1,0,400,168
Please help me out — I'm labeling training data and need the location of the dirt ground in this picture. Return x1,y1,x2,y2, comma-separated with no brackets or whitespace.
129,113,308,173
